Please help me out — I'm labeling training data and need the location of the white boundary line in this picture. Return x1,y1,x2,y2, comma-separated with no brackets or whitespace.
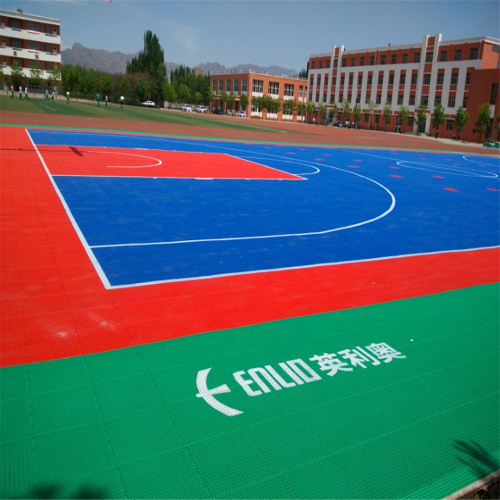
107,245,500,289
26,130,112,289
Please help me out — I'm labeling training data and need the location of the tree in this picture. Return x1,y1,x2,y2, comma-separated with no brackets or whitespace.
454,106,470,140
382,100,392,130
206,86,214,107
135,77,149,103
164,81,177,107
319,103,326,124
239,93,248,113
220,90,228,112
194,91,202,105
367,99,377,129
398,106,410,133
432,102,445,137
306,100,316,123
228,93,236,112
178,83,191,103
29,63,43,90
297,101,306,121
10,60,24,89
329,103,338,124
48,64,61,91
353,103,362,128
119,74,131,101
416,105,428,134
342,98,351,125
101,73,115,100
473,102,492,143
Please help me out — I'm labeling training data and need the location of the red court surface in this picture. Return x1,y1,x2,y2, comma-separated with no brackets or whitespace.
37,145,303,179
1,125,499,368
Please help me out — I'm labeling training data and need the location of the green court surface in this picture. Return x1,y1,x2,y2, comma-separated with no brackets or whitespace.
1,284,499,499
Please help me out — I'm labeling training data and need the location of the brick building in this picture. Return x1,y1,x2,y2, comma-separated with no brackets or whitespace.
210,71,308,122
0,8,61,89
307,34,500,141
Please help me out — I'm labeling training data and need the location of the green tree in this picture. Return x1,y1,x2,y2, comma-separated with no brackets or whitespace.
239,93,248,113
416,105,428,134
178,83,191,103
10,60,24,89
101,73,115,100
398,106,410,133
297,101,306,121
454,106,470,140
282,99,294,118
164,81,177,107
228,93,236,112
382,100,392,129
367,99,377,129
194,91,202,105
353,103,362,128
48,64,61,91
319,103,326,124
220,90,228,112
473,102,492,143
119,74,131,101
342,98,351,125
135,77,149,103
432,102,446,137
329,103,338,124
29,62,43,90
306,100,316,123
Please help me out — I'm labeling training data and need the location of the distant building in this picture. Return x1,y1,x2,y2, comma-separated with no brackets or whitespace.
307,34,500,141
0,8,61,89
210,71,308,122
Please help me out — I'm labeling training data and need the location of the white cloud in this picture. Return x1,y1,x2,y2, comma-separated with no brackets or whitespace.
165,20,200,53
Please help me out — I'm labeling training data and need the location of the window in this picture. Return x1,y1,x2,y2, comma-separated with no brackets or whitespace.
52,46,57,55
380,55,386,65
426,51,433,62
423,73,431,85
27,22,40,31
326,60,330,68
309,76,314,86
409,95,416,105
421,95,428,106
376,94,381,104
226,80,231,92
268,81,279,95
233,79,239,92
252,79,263,93
311,61,316,69
407,116,414,126
391,54,397,64
349,75,353,85
212,80,217,92
12,39,23,49
1,39,5,48
342,58,347,67
470,47,478,60
340,75,345,85
437,73,444,85
368,74,373,85
454,49,462,61
414,53,420,63
218,80,223,92
348,94,352,102
397,95,403,105
491,83,498,105
0,19,5,28
334,59,338,68
462,96,468,108
360,57,365,66
10,19,21,29
319,61,323,69
324,75,329,87
466,72,471,84
242,79,248,92
370,56,375,65
451,72,458,85
378,73,384,85
330,94,335,103
44,43,51,52
400,72,406,85
2,58,6,67
435,95,442,105
332,76,337,86
358,74,363,85
364,114,370,122
440,51,448,62
284,84,294,97
387,94,393,104
402,53,408,63
446,119,453,130
299,86,303,98
351,57,355,66
448,95,456,107
411,73,418,85
389,74,394,85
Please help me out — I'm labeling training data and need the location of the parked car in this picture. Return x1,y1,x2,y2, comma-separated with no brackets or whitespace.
235,110,246,117
196,105,208,113
227,109,235,116
141,100,155,107
181,104,192,112
212,108,223,115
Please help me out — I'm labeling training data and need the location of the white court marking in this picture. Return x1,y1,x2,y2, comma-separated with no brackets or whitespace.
86,150,163,168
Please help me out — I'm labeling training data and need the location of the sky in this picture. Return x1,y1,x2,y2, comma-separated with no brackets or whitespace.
2,0,499,72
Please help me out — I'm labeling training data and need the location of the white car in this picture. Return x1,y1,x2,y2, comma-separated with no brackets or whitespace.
235,110,246,117
196,105,207,113
141,100,155,107
181,104,192,112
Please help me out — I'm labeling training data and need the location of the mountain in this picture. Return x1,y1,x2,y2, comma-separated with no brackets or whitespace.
61,43,300,77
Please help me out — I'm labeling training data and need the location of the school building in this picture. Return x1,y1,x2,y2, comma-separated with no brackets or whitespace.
210,71,308,122
307,34,500,141
0,8,61,89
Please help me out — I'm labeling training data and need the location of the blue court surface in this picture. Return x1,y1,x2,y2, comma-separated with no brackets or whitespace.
28,129,500,288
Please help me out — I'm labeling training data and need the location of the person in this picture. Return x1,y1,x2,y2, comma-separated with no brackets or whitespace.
105,95,108,107
19,85,23,100
45,89,49,101
51,90,55,100
120,95,124,108
66,91,70,104
96,92,100,106
10,85,14,99
24,86,29,101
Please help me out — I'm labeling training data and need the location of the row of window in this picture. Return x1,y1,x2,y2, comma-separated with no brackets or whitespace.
2,38,58,54
312,70,472,89
311,46,479,70
0,18,59,36
212,78,305,98
2,57,57,70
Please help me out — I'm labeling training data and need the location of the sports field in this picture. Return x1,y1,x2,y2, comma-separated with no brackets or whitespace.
1,99,499,499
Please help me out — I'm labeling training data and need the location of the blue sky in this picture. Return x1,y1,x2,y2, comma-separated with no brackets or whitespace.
3,0,499,71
